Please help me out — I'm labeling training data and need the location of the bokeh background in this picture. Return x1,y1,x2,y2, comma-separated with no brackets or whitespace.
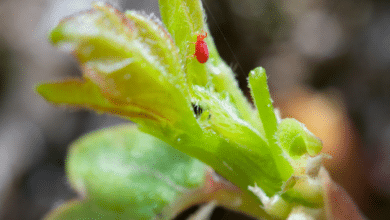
0,0,389,219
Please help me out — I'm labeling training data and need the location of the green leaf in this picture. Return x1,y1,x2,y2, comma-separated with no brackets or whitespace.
58,125,207,219
123,10,185,86
248,67,277,144
157,0,269,157
158,0,209,87
42,2,200,138
44,200,120,220
276,118,323,160
158,0,263,136
36,79,138,118
248,67,293,181
158,0,205,56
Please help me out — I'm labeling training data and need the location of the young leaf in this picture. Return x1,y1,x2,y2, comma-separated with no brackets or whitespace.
276,118,323,160
44,200,120,220
158,0,264,136
59,125,207,219
248,67,294,181
158,0,205,51
41,2,199,139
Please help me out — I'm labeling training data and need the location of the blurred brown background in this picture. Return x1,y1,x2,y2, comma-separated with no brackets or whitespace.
0,0,389,219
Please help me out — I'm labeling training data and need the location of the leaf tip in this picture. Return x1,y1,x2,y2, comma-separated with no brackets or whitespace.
35,83,48,98
49,26,63,45
249,66,266,80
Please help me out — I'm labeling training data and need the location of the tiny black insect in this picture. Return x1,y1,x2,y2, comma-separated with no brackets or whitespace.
192,103,203,117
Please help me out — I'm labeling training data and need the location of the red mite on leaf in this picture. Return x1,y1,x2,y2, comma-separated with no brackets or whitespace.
191,31,209,63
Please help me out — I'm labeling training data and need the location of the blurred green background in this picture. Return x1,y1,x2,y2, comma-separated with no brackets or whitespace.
0,0,389,219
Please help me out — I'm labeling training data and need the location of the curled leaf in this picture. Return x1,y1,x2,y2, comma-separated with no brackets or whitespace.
41,2,198,137
276,118,323,159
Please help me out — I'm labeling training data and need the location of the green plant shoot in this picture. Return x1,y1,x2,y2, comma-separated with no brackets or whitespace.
38,1,327,219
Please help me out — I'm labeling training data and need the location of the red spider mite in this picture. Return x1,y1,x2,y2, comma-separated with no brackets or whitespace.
190,31,209,63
